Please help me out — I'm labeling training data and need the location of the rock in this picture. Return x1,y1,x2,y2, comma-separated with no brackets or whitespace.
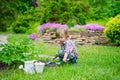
39,30,112,45
68,31,80,35
69,35,80,39
0,35,8,44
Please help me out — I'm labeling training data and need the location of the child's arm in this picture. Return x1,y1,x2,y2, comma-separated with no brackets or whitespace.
63,52,68,62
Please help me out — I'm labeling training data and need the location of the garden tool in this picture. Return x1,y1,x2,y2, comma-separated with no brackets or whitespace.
45,50,63,65
45,54,58,65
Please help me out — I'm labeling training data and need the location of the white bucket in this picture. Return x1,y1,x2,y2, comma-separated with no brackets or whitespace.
24,61,35,74
34,62,45,74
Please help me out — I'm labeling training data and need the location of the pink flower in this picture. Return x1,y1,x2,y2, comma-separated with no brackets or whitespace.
38,22,67,35
28,33,37,40
84,24,104,31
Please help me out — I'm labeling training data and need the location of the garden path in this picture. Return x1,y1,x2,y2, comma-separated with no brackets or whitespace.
0,34,9,50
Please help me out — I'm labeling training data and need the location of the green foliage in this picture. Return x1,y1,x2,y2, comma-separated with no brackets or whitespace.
11,8,41,33
104,14,120,45
1,0,120,33
88,0,120,20
40,0,87,25
0,0,15,31
0,0,33,32
0,45,120,80
67,20,75,28
76,13,86,25
107,0,120,17
12,16,29,33
0,38,34,65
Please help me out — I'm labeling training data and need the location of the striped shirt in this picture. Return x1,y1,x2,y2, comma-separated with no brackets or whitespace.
60,39,78,58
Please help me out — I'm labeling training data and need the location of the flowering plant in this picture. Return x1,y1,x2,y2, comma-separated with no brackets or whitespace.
84,24,104,31
38,22,67,35
28,33,37,40
74,24,85,28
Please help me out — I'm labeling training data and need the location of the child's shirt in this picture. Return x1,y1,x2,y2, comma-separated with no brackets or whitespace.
60,39,78,58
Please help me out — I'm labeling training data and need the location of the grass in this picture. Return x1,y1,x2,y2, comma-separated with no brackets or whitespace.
0,34,120,80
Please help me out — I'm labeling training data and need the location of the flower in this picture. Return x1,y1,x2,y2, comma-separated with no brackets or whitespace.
74,24,84,28
33,0,38,7
84,24,104,31
28,33,37,40
38,22,67,35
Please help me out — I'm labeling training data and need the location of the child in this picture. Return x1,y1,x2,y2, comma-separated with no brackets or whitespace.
55,28,78,65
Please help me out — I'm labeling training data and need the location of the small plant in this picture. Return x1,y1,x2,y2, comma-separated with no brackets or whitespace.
67,20,75,28
0,43,25,65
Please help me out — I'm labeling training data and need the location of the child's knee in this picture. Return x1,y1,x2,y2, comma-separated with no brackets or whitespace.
68,53,76,59
68,53,77,64
70,58,77,64
57,50,64,57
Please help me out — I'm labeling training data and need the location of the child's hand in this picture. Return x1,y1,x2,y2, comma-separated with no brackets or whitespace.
63,53,68,62
63,58,67,62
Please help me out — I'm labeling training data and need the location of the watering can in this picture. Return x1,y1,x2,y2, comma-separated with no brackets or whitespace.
19,60,45,74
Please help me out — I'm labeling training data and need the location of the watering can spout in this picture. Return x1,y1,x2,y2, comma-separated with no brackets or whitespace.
19,65,24,69
19,65,26,72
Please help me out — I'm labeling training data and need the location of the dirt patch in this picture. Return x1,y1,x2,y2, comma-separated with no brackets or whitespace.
0,62,9,70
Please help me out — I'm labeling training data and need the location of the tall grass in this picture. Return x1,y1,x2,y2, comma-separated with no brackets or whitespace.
1,34,120,80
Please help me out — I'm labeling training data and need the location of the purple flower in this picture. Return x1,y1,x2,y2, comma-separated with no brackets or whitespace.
38,22,67,35
84,24,104,31
28,33,37,40
74,24,85,28
33,0,38,7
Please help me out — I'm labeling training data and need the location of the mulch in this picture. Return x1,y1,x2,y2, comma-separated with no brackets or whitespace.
0,62,9,70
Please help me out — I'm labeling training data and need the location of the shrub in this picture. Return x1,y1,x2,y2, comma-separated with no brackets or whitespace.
76,13,86,25
0,38,34,66
11,7,42,33
67,20,75,28
40,1,87,25
12,16,29,33
104,14,120,45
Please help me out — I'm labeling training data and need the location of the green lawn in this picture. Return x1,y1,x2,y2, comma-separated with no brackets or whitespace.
0,34,120,80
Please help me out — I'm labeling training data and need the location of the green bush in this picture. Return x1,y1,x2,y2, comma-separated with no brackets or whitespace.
11,7,41,33
12,16,29,33
67,19,75,28
104,14,120,45
0,38,34,66
0,0,33,32
40,1,87,25
76,13,86,25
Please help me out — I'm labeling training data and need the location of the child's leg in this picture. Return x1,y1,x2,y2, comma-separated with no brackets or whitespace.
70,57,77,64
69,53,77,64
57,50,64,64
